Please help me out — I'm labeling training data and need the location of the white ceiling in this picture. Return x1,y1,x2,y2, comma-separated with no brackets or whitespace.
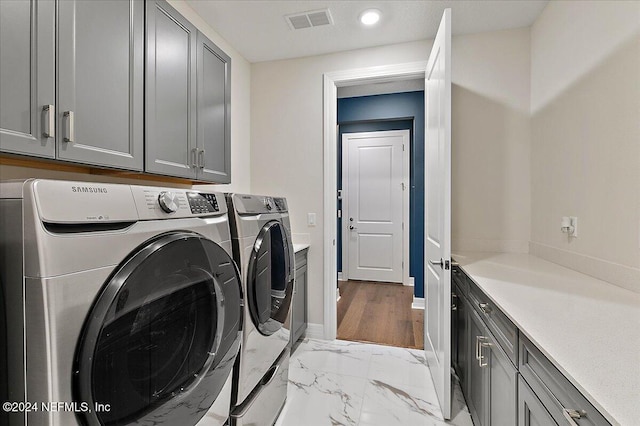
186,0,549,63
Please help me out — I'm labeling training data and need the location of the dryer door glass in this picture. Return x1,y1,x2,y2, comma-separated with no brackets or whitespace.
74,232,242,426
247,221,293,336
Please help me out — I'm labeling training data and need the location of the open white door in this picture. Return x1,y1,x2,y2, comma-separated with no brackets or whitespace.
424,8,452,420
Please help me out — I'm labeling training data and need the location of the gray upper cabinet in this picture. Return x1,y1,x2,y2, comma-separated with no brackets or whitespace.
1,0,143,170
0,0,55,158
196,32,231,183
146,0,231,182
145,0,198,179
57,0,144,170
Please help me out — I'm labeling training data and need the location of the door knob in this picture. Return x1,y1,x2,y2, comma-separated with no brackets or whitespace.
429,258,444,267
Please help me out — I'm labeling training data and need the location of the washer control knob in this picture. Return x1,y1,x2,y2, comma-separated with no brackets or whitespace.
264,198,273,211
158,191,179,213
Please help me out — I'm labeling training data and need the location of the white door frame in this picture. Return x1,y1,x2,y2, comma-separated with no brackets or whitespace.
341,129,410,286
323,62,427,340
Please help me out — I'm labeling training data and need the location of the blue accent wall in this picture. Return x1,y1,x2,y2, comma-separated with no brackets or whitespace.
337,91,425,298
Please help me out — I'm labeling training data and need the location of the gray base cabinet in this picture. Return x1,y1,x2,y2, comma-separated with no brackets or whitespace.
452,267,611,426
291,248,308,346
0,0,144,170
146,0,231,182
518,376,557,426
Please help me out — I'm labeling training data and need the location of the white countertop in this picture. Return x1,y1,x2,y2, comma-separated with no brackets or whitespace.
453,252,640,426
293,243,310,253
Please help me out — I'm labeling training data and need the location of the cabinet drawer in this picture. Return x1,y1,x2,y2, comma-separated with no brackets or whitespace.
467,280,518,365
519,336,610,426
294,250,308,269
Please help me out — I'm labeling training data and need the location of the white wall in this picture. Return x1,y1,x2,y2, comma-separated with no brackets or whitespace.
0,1,252,194
529,1,640,293
251,28,533,326
452,27,531,253
251,40,430,326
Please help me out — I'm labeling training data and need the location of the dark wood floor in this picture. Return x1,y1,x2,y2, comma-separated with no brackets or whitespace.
337,280,424,349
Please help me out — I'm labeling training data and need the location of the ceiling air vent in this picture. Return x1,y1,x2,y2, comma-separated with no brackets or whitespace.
285,9,333,30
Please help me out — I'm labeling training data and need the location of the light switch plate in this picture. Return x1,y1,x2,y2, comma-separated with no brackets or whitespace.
307,213,316,227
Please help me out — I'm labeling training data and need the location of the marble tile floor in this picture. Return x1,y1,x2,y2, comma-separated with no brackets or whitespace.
275,338,473,426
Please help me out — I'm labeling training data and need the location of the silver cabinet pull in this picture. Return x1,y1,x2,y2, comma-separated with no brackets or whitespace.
451,304,458,311
476,336,490,367
63,111,74,143
479,302,492,314
42,105,54,138
479,339,492,367
562,408,587,425
198,148,205,169
191,148,198,168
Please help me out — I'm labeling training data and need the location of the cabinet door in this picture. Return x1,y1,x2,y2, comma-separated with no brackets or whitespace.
487,330,518,425
293,264,307,342
57,0,143,170
196,32,231,183
467,309,489,426
456,289,468,388
518,376,558,426
145,0,197,179
0,0,55,158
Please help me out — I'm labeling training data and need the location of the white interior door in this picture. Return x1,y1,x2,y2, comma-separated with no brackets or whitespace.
343,130,405,283
424,8,452,420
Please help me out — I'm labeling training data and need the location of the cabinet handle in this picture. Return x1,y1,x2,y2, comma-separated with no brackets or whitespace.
479,302,492,314
42,105,54,138
479,340,492,367
191,148,198,168
198,149,205,169
476,336,490,367
63,111,74,143
562,408,587,425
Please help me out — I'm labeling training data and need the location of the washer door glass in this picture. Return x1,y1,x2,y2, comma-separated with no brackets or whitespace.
74,232,242,426
247,221,293,336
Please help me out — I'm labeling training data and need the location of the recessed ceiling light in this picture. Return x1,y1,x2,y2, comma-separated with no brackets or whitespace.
359,9,381,26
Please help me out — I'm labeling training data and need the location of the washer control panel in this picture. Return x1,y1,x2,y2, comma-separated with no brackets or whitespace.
187,192,220,214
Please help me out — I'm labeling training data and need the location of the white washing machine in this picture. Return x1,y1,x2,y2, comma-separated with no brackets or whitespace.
226,194,294,426
0,179,243,426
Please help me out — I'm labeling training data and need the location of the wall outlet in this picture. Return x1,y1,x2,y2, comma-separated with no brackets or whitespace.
307,213,317,227
569,216,578,237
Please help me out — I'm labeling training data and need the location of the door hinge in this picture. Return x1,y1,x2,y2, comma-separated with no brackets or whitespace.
402,222,404,230
401,182,405,190
402,144,405,151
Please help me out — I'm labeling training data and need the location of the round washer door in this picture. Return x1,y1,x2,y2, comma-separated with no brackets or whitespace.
74,232,242,426
247,221,294,336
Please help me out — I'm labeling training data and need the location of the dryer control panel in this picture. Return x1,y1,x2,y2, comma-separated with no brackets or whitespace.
131,186,225,220
186,192,219,214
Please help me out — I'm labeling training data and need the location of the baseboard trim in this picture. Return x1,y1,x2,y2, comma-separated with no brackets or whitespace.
337,272,346,281
412,297,425,310
404,276,415,287
529,241,640,294
305,323,325,340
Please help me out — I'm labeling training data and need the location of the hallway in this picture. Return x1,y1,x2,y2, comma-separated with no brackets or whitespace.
337,280,423,349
